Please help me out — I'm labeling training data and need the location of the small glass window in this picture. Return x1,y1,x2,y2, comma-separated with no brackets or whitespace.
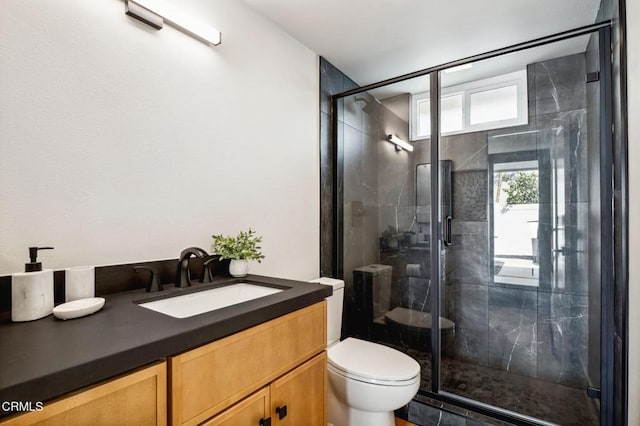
470,85,519,125
410,69,527,140
417,99,430,138
412,93,464,138
442,93,464,133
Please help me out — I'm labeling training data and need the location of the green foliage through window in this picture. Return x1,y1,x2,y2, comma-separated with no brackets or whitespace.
501,171,539,204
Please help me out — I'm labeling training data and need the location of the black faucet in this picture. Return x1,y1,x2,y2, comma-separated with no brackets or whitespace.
200,255,221,283
134,265,163,293
175,247,208,288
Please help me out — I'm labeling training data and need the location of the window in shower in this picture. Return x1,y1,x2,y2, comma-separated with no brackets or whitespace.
411,92,463,138
490,156,541,287
410,70,528,140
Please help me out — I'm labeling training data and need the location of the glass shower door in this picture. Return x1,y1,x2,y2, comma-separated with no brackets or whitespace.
338,74,437,392
436,35,603,425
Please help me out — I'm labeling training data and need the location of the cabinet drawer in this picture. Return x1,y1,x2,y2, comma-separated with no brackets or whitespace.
201,387,269,426
0,362,167,426
170,301,326,426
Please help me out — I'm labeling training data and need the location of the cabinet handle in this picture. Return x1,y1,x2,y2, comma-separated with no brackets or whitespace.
275,405,287,420
259,417,272,426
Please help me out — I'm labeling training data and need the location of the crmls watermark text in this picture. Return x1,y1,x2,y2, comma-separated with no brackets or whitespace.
1,401,44,412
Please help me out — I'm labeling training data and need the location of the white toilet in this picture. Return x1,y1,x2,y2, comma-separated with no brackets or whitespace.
311,278,420,426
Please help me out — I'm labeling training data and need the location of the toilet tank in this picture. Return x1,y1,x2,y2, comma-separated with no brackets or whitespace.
353,264,392,322
310,277,344,347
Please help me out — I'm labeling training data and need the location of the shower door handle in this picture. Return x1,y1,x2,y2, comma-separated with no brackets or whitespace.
444,216,453,246
552,247,568,255
553,246,583,255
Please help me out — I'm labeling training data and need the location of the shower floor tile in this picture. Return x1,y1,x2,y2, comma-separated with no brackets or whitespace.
387,343,599,425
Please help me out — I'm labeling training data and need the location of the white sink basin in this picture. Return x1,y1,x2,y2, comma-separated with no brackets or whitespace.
138,283,283,319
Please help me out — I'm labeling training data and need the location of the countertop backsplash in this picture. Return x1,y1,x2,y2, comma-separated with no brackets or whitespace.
0,257,231,319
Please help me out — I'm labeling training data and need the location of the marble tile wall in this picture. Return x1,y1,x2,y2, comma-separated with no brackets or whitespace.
377,104,415,235
403,276,431,312
319,57,359,278
537,291,590,387
534,54,586,115
449,282,489,366
488,286,537,377
320,58,370,337
443,132,488,172
449,222,489,286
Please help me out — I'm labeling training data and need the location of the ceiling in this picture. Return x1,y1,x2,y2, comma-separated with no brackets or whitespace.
241,0,601,90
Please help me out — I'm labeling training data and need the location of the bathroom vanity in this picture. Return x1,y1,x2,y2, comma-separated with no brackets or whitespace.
0,275,330,425
170,302,326,425
0,362,167,425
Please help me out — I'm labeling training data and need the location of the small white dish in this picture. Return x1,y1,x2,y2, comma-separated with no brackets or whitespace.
53,297,105,320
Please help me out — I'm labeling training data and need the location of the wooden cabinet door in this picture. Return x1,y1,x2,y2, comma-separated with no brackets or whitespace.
201,387,270,426
0,362,166,426
270,352,326,426
170,301,326,426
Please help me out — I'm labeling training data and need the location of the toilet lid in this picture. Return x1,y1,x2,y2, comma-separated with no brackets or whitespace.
327,338,420,383
385,307,455,331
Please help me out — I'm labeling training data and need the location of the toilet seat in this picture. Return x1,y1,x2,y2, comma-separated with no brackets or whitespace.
385,307,455,334
327,338,420,386
328,363,420,387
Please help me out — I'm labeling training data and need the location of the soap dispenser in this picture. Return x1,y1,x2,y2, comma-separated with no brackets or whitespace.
11,247,55,322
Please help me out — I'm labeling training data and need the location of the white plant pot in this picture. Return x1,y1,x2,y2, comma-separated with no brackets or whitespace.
388,238,399,249
229,259,249,278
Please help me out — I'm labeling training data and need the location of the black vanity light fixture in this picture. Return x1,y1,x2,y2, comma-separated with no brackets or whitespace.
387,134,413,152
125,0,222,47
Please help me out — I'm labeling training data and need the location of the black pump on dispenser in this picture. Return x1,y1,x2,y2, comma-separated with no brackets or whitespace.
25,247,54,272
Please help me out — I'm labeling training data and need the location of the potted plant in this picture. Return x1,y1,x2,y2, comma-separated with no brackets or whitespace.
211,228,265,277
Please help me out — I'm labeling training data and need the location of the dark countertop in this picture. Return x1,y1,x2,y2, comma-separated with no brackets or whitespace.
0,274,331,413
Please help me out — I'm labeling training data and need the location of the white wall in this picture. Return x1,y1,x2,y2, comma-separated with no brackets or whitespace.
493,204,538,256
0,0,320,280
627,0,639,423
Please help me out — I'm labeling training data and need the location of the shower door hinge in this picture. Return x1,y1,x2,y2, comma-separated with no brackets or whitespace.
587,386,601,399
586,72,600,83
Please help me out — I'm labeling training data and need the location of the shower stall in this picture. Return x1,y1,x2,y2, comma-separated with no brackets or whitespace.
324,24,614,426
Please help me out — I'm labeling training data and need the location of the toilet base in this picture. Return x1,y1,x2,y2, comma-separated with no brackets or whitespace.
328,386,395,426
384,308,455,356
